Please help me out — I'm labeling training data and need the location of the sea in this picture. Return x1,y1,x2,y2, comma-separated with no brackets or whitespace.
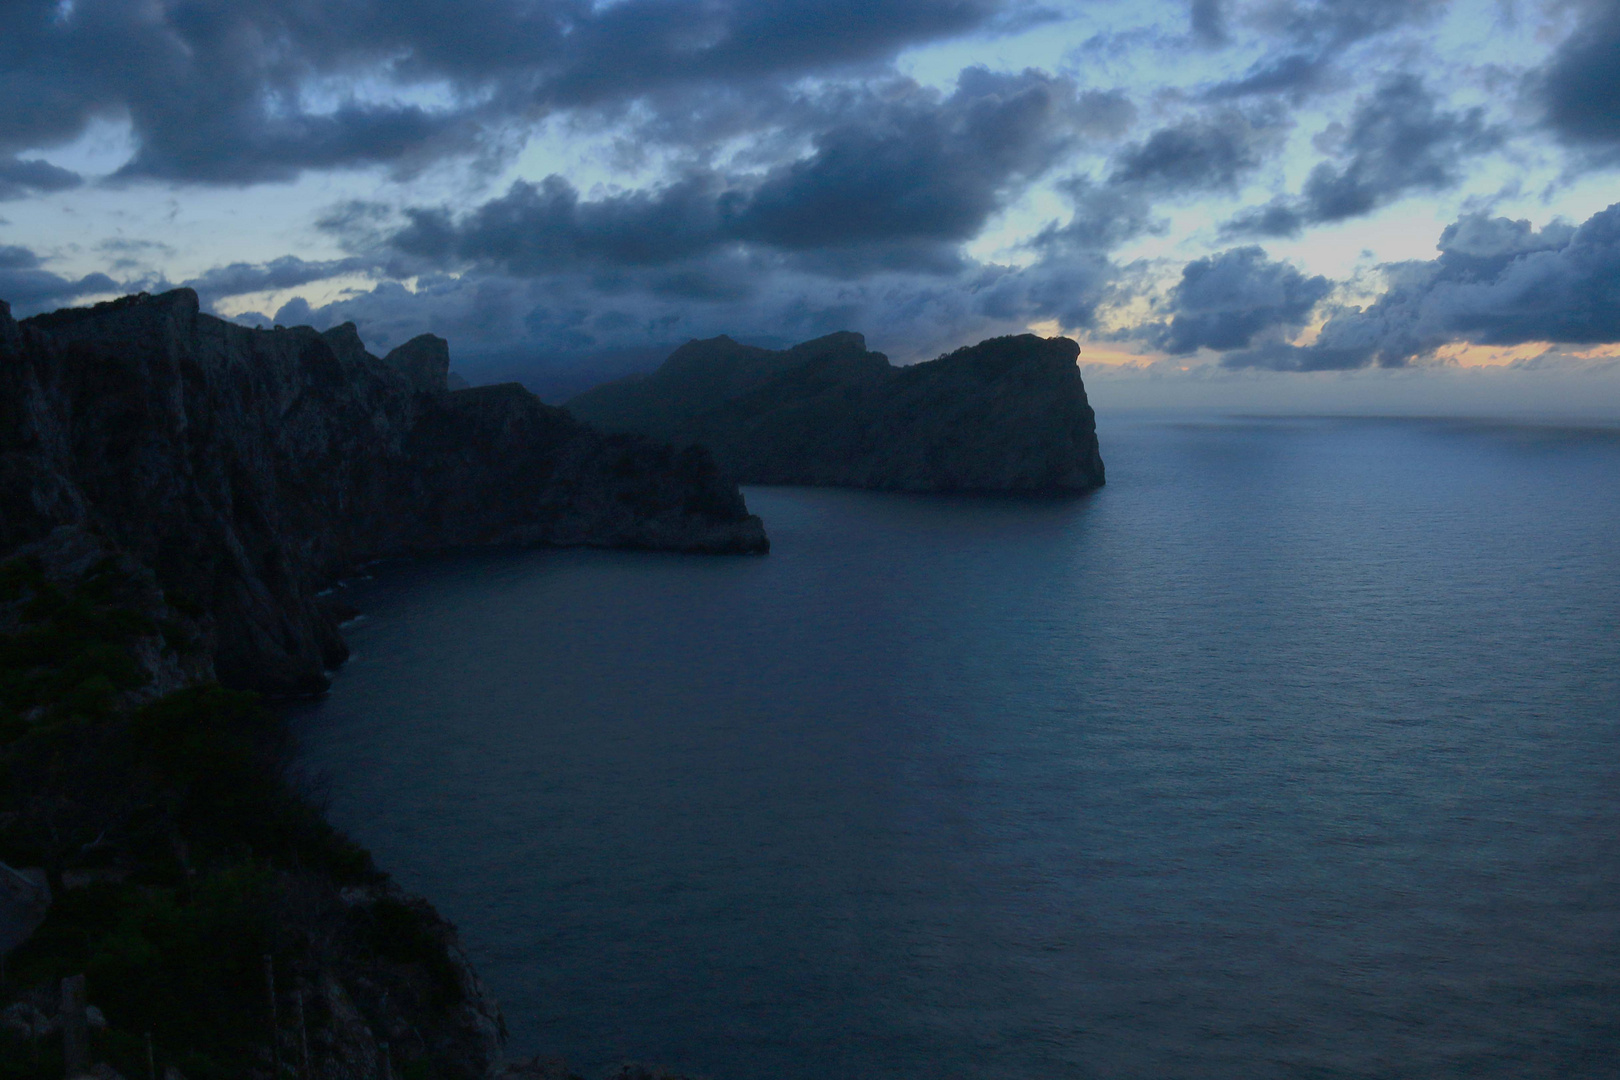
290,412,1620,1080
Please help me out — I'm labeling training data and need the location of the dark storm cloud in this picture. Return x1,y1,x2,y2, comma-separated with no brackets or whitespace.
0,0,1026,185
1204,54,1322,101
387,69,1082,276
1220,197,1304,239
1108,110,1274,193
1535,0,1620,160
391,173,736,274
1222,203,1620,370
0,245,117,311
1222,76,1501,237
1300,77,1499,220
181,256,374,306
1267,0,1444,51
1200,0,1447,109
1072,90,1139,139
1033,177,1160,253
1153,247,1331,354
515,0,1029,109
117,103,466,185
0,157,83,201
742,68,1077,250
244,216,1127,390
1190,0,1227,46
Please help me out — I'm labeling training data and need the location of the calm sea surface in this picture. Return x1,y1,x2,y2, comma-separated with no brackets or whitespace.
291,413,1620,1079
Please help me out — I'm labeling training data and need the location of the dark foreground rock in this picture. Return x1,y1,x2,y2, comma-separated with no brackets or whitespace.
0,544,507,1080
567,331,1106,493
0,291,771,1079
1,289,766,697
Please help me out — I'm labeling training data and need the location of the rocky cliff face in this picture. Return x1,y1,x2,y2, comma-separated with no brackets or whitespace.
1,289,766,696
567,331,1106,493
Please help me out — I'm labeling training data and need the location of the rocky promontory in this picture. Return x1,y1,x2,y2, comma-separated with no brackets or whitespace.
567,331,1106,493
0,289,767,1080
1,289,766,697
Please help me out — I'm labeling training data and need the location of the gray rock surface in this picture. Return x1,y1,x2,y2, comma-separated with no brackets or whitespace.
1,289,766,696
567,331,1106,492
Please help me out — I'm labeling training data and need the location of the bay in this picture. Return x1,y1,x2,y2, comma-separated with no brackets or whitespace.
292,413,1620,1079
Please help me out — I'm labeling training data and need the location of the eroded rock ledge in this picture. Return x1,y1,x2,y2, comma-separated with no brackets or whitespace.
1,289,767,696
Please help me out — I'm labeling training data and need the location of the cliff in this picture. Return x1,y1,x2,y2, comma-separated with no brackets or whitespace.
0,541,507,1080
567,331,1106,493
0,289,759,1079
1,289,767,697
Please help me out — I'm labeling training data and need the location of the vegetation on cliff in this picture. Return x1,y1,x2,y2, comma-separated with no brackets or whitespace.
0,549,503,1080
0,291,752,1079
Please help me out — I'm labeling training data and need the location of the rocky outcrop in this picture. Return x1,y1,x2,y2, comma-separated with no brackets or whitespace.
567,331,1106,493
1,289,766,696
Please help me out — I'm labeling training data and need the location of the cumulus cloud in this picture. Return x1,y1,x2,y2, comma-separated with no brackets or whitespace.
1152,247,1331,354
237,220,1126,395
0,157,82,201
181,256,374,307
1190,0,1227,47
1032,177,1161,253
1223,76,1501,237
1222,203,1620,370
1535,0,1620,162
1205,54,1324,101
1109,109,1278,193
0,245,118,312
1269,0,1445,51
0,0,1031,185
1203,0,1444,102
386,68,1084,277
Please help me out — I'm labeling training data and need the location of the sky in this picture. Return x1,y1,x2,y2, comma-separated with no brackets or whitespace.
3,0,1620,413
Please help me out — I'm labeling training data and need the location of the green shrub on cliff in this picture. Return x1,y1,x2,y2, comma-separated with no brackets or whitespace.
0,556,489,1080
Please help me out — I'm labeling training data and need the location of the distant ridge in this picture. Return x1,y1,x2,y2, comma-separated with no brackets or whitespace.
568,331,1106,492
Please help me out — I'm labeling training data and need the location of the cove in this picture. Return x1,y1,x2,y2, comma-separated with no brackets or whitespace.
292,414,1620,1079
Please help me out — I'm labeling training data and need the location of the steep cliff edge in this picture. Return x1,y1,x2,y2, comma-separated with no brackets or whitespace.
567,332,1106,493
0,289,759,1079
1,289,766,697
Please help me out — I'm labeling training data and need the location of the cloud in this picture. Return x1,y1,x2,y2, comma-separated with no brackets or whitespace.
0,157,82,200
1205,53,1324,101
0,0,1029,186
1535,0,1620,161
1153,247,1331,354
1190,0,1227,47
232,224,1126,395
1033,177,1161,253
1220,197,1305,239
1222,76,1501,237
115,103,469,185
1109,109,1276,193
742,68,1079,251
0,246,39,271
0,245,117,311
385,68,1084,277
1202,0,1444,103
1222,203,1620,370
1268,0,1446,52
181,256,374,307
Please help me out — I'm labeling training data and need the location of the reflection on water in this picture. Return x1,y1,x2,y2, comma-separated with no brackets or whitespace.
292,414,1620,1079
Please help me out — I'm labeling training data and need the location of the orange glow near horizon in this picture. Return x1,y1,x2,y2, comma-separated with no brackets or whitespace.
1433,342,1553,367
1434,341,1620,366
1025,320,1164,366
1075,344,1163,366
